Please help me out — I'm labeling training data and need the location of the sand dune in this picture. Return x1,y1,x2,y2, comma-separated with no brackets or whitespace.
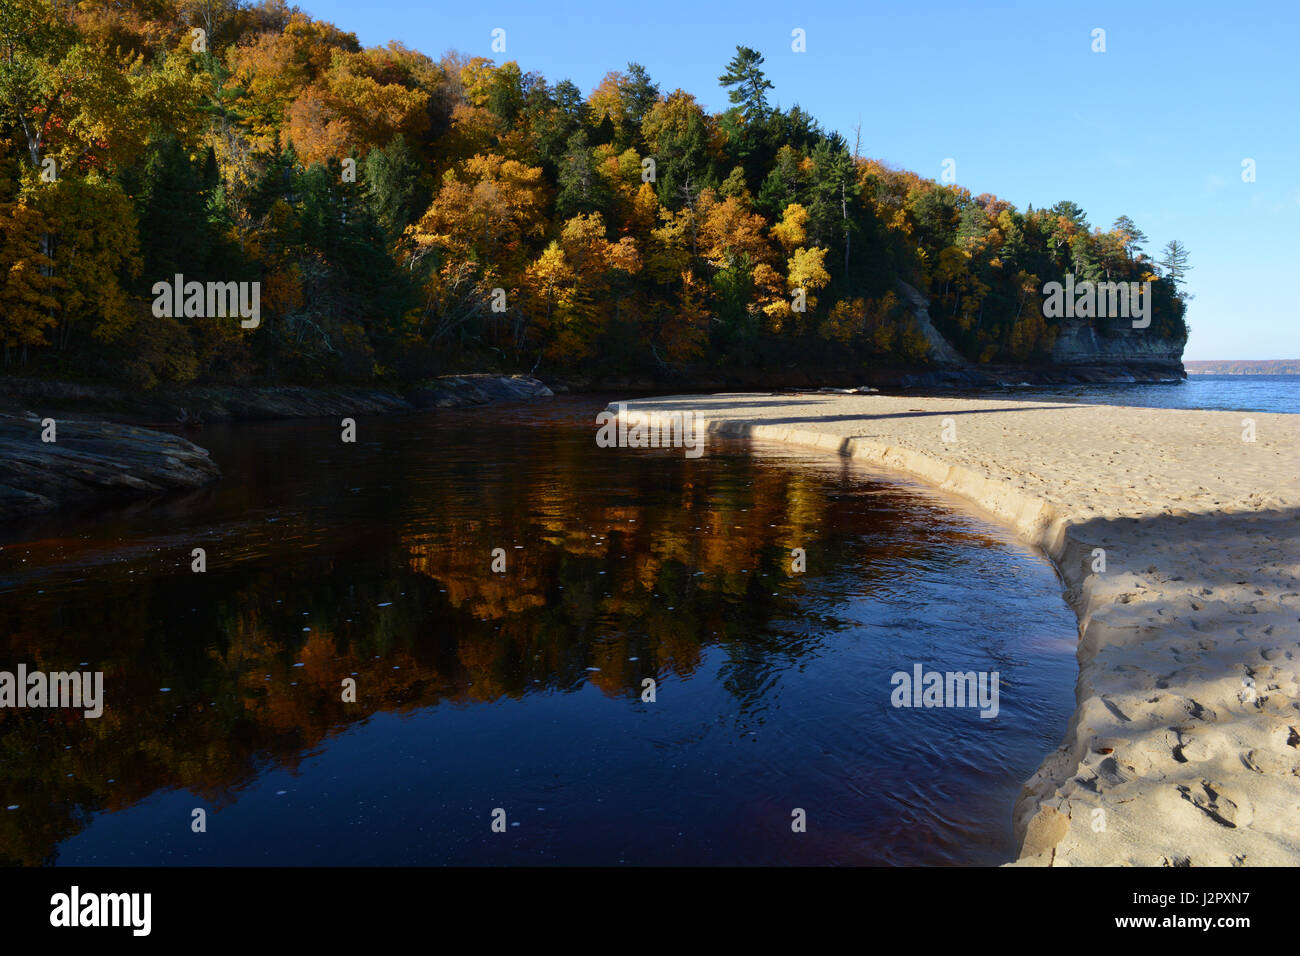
614,393,1300,866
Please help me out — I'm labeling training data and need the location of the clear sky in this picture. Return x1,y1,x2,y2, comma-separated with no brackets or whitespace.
296,0,1298,360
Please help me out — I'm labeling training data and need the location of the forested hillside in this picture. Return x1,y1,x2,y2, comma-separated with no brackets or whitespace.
0,0,1189,388
1185,360,1298,375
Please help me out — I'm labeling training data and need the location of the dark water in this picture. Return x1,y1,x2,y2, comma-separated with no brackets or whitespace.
0,397,1076,866
982,374,1298,414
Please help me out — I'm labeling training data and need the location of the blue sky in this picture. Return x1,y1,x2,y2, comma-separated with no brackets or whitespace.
297,0,1298,360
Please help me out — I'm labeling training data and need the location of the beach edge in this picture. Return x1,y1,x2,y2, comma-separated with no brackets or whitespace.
610,395,1300,867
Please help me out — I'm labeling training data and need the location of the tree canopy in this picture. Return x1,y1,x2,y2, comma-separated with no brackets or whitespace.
0,3,1189,384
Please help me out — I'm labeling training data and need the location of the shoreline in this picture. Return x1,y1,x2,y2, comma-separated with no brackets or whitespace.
0,362,1184,420
0,374,554,426
0,414,222,525
613,393,1300,866
0,374,553,525
549,360,1186,394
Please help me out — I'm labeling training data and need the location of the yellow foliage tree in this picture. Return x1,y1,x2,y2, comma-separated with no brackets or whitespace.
769,245,830,331
696,190,772,271
770,203,808,253
0,198,60,360
22,173,141,349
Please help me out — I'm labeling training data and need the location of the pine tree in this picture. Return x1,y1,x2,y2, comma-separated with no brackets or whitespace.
129,137,221,283
718,46,774,121
555,130,612,220
1111,214,1147,259
1157,239,1192,288
363,134,426,241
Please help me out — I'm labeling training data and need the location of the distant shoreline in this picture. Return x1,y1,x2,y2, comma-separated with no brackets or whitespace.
1184,360,1300,375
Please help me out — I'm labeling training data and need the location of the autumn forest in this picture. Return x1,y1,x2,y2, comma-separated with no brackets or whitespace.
1,0,1190,388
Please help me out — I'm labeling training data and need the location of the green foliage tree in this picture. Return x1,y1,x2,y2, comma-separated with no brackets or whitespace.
364,133,427,241
718,45,773,122
1157,239,1192,288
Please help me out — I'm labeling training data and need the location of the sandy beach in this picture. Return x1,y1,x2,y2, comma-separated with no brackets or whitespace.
614,393,1300,866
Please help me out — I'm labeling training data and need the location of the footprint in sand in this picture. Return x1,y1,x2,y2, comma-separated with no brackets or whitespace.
1147,695,1218,724
1242,749,1299,775
1176,780,1253,829
1170,728,1217,763
1112,741,1156,776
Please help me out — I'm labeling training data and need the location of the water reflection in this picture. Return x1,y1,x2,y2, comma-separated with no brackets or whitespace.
0,399,1075,865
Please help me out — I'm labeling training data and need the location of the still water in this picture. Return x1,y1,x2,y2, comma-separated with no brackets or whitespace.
0,397,1076,865
985,374,1298,414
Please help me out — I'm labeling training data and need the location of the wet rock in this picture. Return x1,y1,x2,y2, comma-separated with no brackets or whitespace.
0,374,554,423
0,413,220,523
0,375,553,523
406,375,554,409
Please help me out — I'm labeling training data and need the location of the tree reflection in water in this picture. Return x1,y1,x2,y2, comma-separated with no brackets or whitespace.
0,398,1075,865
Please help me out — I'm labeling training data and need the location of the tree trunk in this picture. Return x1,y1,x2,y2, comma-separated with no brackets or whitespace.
841,181,850,276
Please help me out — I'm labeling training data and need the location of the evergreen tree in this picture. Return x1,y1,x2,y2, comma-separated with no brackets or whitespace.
555,130,613,220
618,62,660,150
718,46,774,121
364,134,427,241
1111,214,1148,259
757,145,806,218
1157,239,1192,288
127,137,222,284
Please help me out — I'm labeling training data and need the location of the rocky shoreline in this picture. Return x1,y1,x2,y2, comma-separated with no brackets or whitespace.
0,373,554,425
549,361,1185,394
0,374,553,525
0,414,221,524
